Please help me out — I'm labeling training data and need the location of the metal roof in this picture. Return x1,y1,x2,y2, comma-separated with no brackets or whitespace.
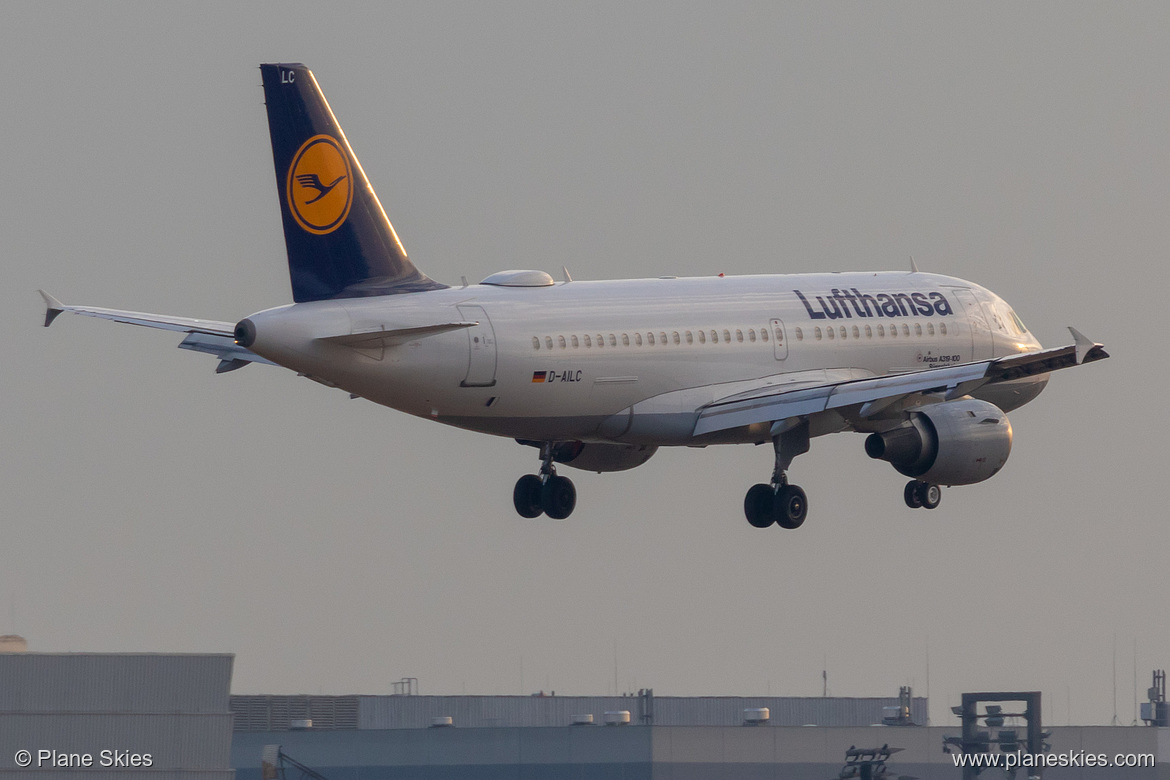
230,693,928,731
0,653,233,713
0,653,235,777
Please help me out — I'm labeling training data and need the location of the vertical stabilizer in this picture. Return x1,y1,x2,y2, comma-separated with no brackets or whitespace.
260,63,446,302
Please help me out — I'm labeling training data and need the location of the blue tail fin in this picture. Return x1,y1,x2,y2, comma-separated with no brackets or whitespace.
260,63,446,302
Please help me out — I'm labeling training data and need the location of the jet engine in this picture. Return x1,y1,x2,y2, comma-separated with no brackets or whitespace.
518,440,658,473
864,398,1012,486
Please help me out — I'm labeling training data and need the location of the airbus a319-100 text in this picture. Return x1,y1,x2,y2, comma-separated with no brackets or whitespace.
41,64,1109,528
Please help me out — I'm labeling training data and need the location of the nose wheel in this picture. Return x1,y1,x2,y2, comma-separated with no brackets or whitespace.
904,480,941,509
513,443,577,519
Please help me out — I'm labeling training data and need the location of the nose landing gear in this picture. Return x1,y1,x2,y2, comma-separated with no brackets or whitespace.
513,442,577,519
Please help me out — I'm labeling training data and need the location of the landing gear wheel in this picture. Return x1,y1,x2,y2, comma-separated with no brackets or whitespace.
541,475,577,520
918,482,941,510
744,484,776,528
513,474,544,518
904,480,924,509
775,485,808,529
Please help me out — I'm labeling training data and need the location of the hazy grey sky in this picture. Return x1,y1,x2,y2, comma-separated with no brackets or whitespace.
2,2,1164,726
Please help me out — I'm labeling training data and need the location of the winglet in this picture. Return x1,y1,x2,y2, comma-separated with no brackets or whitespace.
39,290,64,327
1068,326,1108,364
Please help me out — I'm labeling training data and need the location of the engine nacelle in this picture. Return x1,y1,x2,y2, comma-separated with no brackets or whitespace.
864,399,1012,486
518,440,658,473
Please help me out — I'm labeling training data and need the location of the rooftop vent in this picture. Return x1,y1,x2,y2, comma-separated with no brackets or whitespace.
0,635,27,653
743,708,770,726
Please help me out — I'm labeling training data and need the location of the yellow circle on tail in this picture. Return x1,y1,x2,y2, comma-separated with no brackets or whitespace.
286,135,353,235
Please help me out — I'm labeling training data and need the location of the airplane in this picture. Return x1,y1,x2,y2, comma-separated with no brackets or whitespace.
40,63,1109,528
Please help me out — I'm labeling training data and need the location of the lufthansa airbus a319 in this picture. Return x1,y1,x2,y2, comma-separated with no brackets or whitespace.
41,64,1109,528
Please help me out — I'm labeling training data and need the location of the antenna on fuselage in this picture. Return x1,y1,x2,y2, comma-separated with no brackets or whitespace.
562,265,573,283
909,256,920,273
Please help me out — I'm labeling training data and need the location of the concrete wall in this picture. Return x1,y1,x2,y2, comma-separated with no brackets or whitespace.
232,724,1170,780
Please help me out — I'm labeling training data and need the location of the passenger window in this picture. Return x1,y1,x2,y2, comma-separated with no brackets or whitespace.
622,334,630,346
902,324,910,337
685,331,693,344
698,330,706,344
927,323,934,336
659,332,667,345
760,329,768,343
940,323,947,335
864,325,872,338
877,325,884,337
596,334,604,348
609,334,617,347
672,331,681,345
635,333,643,346
545,336,554,349
838,326,846,339
736,329,744,343
814,327,822,340
648,333,655,345
532,337,540,350
558,336,566,349
851,326,859,339
723,329,731,343
889,325,897,338
795,327,804,341
584,334,592,347
827,327,835,340
571,335,579,348
748,329,756,342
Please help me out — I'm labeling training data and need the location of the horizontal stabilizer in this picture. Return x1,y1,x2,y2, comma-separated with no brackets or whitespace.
178,332,277,370
319,322,477,349
39,291,270,373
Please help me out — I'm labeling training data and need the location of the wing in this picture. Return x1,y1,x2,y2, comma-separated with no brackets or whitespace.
694,329,1108,437
39,290,270,373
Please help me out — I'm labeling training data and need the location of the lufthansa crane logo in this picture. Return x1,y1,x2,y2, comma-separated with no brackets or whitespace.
286,135,353,235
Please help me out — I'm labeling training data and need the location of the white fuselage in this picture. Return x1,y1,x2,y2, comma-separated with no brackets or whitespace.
243,271,1045,446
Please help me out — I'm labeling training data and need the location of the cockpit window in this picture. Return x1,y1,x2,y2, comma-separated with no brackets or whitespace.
1010,310,1028,334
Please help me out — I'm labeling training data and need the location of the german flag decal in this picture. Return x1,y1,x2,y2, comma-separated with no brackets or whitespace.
531,371,547,383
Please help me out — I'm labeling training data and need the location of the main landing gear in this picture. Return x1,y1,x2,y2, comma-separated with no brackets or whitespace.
903,480,941,510
744,420,810,530
513,442,577,520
